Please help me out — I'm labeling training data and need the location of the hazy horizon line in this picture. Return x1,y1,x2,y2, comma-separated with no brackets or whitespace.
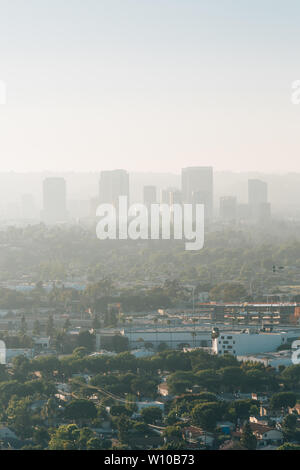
1,169,300,177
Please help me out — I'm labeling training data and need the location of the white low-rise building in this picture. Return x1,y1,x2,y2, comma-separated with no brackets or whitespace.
250,423,283,448
33,336,51,350
212,329,288,356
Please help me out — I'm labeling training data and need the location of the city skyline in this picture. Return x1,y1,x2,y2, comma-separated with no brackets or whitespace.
4,166,300,221
30,166,272,224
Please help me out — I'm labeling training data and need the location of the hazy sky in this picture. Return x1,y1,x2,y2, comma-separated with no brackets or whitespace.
0,0,300,173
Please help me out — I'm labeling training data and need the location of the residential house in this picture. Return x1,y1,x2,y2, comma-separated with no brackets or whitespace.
233,423,283,448
182,425,214,449
252,392,269,403
250,423,283,448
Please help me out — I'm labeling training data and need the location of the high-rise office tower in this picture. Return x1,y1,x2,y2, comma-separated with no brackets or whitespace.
42,177,67,224
143,186,157,208
220,196,237,221
99,169,129,209
181,166,213,219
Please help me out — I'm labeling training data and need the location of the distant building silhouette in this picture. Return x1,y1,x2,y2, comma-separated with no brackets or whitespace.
160,189,169,204
159,187,182,206
168,188,182,206
237,203,252,221
248,179,271,221
181,166,213,220
143,185,157,208
42,177,67,224
256,202,272,222
220,196,237,221
99,169,129,209
248,179,268,206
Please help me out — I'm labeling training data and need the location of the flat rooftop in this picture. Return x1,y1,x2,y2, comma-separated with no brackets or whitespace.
238,350,292,360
